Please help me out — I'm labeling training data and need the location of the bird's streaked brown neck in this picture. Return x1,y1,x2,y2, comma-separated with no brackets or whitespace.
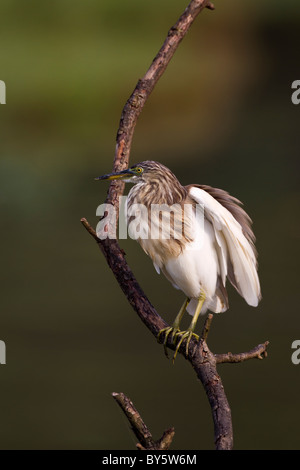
127,170,187,208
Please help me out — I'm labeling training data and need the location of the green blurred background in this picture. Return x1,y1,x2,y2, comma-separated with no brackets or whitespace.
0,0,299,450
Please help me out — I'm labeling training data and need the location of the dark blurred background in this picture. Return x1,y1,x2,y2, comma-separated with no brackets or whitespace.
0,0,299,450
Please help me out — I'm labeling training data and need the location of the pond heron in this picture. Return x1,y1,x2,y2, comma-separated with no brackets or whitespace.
96,161,261,359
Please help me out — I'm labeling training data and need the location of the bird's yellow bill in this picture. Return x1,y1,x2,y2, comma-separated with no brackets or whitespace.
95,169,134,181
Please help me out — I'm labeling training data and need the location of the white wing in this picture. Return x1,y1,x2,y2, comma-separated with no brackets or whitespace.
188,186,261,307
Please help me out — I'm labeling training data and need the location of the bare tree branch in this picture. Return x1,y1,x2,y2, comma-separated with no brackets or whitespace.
105,0,215,217
112,392,175,450
215,342,269,364
82,0,269,450
200,313,214,342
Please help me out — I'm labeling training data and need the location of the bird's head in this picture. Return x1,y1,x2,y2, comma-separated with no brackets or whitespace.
96,160,186,205
95,160,170,185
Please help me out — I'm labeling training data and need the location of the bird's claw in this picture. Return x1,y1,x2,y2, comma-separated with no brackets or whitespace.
157,327,199,361
157,326,181,358
172,329,199,361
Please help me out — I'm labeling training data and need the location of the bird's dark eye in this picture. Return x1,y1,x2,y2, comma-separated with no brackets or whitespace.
134,167,143,174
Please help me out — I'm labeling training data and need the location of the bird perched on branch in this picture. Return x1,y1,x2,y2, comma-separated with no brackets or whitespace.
96,161,261,359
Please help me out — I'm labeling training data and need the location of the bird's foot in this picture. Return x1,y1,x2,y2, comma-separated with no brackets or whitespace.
157,327,199,362
172,329,199,362
157,326,182,358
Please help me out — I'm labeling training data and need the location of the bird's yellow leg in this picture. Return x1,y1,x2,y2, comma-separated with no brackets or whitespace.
173,292,206,361
157,298,190,357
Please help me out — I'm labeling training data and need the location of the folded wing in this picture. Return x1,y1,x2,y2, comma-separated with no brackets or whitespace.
187,185,261,307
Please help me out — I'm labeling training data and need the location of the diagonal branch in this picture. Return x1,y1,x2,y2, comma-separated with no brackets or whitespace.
106,0,215,215
82,0,269,451
112,392,175,450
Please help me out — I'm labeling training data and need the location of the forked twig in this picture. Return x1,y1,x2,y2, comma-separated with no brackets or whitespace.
112,392,175,450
